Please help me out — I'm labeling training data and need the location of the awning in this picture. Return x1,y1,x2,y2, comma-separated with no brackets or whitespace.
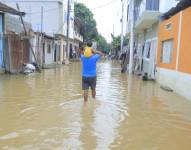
0,2,25,16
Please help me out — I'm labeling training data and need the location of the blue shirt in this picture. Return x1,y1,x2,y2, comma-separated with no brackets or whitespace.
80,54,101,77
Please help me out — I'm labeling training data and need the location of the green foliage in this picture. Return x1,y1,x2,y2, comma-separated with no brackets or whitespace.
95,34,110,53
75,2,110,53
111,35,121,53
74,3,98,41
110,35,129,55
123,35,129,46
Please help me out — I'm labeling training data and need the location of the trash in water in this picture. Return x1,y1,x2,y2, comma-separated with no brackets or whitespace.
23,63,36,75
160,85,173,92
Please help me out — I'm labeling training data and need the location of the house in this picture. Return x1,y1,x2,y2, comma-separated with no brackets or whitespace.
30,31,44,67
157,0,191,100
125,0,179,78
42,34,54,68
5,0,75,61
30,31,64,68
54,34,66,64
73,17,83,59
0,2,32,73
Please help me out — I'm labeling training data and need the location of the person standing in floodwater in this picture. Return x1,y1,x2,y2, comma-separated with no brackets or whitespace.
80,40,103,102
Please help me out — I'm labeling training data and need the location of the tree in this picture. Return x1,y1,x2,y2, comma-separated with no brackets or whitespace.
74,2,110,53
123,35,129,46
110,35,121,55
110,34,129,56
95,34,110,53
74,3,98,41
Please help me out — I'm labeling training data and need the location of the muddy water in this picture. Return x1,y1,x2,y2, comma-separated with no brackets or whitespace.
0,61,191,150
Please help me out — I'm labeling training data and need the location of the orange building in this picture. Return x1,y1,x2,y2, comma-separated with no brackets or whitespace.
157,7,191,100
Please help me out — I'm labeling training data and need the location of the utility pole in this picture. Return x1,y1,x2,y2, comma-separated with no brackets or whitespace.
66,0,70,59
16,3,41,72
120,0,124,54
41,6,43,33
113,24,115,36
129,0,134,74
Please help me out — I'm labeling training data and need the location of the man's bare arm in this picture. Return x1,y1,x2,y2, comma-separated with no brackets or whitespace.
92,49,104,56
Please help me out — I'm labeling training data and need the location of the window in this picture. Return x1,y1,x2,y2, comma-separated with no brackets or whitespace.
161,39,174,64
146,0,159,11
47,44,51,54
165,23,172,30
144,41,151,59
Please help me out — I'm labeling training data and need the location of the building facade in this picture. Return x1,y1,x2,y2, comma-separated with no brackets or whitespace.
125,0,191,100
0,2,32,73
5,0,75,62
157,6,191,100
126,0,179,78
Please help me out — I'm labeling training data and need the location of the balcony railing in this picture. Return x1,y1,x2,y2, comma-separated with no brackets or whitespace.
74,30,83,42
135,0,159,22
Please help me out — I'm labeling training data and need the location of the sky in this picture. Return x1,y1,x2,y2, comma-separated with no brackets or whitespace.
75,0,122,42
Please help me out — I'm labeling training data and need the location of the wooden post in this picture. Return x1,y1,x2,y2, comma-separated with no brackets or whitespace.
16,3,41,72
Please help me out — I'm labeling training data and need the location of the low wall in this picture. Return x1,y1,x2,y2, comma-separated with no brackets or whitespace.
157,68,191,101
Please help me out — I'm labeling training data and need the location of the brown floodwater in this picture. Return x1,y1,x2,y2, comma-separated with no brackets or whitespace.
0,61,191,150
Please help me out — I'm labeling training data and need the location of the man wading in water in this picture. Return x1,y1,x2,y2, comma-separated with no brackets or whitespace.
80,41,103,102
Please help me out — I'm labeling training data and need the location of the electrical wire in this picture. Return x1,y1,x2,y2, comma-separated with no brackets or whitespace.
91,0,118,10
8,0,119,15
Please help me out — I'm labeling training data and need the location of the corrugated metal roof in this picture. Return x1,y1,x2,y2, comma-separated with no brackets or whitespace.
0,2,25,16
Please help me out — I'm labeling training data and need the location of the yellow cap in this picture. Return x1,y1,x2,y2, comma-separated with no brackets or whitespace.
84,47,92,58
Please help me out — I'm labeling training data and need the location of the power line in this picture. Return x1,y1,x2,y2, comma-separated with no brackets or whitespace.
91,0,118,10
5,0,118,15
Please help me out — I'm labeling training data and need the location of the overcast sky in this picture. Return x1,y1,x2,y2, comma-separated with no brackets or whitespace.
75,0,122,42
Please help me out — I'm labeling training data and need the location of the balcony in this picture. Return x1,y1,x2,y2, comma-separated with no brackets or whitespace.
74,30,83,42
135,0,160,31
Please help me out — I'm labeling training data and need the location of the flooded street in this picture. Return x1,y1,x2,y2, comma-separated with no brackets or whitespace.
0,61,191,150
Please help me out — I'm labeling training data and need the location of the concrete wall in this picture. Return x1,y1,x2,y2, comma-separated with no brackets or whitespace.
5,14,31,33
145,22,159,40
5,1,60,35
135,23,158,78
157,68,191,101
157,12,180,70
30,33,43,66
178,8,191,74
5,0,74,38
157,7,191,101
44,40,53,65
157,7,191,74
61,40,66,62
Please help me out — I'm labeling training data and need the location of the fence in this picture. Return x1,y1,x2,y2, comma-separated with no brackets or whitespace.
3,32,30,73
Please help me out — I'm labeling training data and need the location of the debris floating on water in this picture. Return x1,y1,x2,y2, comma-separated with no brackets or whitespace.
160,85,173,92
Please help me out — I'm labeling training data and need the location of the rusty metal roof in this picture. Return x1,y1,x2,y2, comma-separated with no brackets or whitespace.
0,2,25,16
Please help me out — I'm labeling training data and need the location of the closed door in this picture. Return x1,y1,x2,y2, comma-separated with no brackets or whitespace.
149,38,158,79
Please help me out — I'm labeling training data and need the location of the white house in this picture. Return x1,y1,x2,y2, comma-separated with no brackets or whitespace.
42,34,54,68
125,0,179,79
5,0,75,62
